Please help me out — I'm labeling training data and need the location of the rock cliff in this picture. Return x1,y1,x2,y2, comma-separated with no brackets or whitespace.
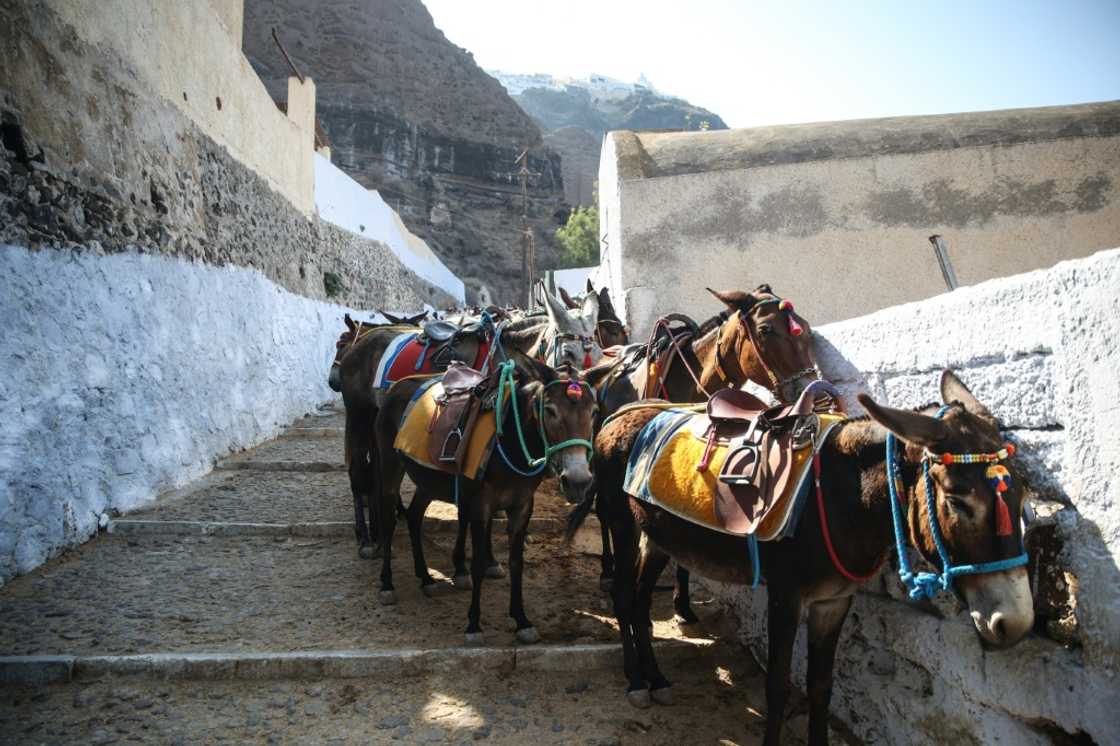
491,72,728,205
243,0,566,303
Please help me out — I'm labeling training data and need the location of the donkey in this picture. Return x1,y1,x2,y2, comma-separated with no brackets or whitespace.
336,316,597,559
534,283,604,370
328,314,389,392
575,371,1034,745
372,352,598,645
558,280,628,349
581,285,818,621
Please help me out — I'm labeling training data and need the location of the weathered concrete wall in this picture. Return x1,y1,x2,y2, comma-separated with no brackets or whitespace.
599,102,1120,338
40,0,314,214
0,245,363,585
701,248,1120,744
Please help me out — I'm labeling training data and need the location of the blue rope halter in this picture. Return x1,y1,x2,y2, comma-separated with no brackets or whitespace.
886,405,1028,600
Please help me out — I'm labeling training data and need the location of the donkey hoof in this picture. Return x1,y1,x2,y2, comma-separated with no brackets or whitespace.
650,686,673,706
464,632,485,646
515,626,541,645
485,563,505,579
358,544,377,560
625,688,651,709
452,574,472,590
599,577,613,593
378,590,398,606
421,582,444,598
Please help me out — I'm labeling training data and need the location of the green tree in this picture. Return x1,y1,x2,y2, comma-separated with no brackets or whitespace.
554,205,599,268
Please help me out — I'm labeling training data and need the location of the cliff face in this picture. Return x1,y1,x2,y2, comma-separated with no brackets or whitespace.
492,72,728,205
243,0,566,303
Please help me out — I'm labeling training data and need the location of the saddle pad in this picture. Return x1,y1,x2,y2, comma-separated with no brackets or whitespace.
393,378,503,480
372,332,493,390
625,411,844,540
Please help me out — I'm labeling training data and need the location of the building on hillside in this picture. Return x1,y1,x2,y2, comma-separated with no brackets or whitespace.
597,101,1120,338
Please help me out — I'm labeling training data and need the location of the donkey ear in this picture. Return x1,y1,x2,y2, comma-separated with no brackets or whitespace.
541,286,570,327
586,278,595,293
754,284,773,295
598,287,616,318
559,287,580,310
706,288,755,312
344,313,357,332
580,290,600,326
858,394,949,448
940,370,996,423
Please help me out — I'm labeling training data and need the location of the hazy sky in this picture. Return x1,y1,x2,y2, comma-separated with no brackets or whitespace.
423,0,1120,129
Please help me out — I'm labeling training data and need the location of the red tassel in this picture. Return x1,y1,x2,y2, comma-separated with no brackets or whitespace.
583,351,593,369
995,493,1013,536
788,317,804,337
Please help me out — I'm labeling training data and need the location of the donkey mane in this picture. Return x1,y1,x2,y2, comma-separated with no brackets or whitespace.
694,310,731,338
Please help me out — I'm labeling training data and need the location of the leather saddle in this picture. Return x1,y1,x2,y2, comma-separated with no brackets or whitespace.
426,361,494,474
694,380,843,534
420,320,486,370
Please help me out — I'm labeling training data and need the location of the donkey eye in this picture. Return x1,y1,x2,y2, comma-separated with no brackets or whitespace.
946,495,974,518
758,323,775,336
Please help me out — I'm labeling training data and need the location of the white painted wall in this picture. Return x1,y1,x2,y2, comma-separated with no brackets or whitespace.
314,154,465,303
702,248,1120,744
0,245,361,585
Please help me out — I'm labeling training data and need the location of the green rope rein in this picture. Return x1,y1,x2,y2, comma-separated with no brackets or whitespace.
494,361,593,471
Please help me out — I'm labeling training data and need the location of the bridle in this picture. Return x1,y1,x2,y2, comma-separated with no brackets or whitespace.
333,322,376,368
886,405,1028,600
537,326,596,370
713,296,820,399
594,318,627,348
492,361,594,476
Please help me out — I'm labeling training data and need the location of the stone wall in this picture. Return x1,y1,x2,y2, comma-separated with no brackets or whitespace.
0,245,365,585
701,249,1120,744
598,101,1120,339
0,0,456,311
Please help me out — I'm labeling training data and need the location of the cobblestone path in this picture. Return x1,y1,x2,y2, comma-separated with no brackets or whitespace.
0,403,824,744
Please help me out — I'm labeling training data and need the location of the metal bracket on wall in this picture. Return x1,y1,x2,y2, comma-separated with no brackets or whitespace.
929,234,959,291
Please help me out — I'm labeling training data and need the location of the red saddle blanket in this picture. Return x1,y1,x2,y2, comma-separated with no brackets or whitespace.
373,332,491,390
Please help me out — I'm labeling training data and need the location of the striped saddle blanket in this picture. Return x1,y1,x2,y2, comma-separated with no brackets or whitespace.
373,332,492,391
623,407,844,540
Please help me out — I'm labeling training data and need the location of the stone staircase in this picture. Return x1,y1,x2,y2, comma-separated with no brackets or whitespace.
0,403,791,744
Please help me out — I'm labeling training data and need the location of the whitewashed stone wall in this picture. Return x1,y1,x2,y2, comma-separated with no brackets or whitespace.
0,245,362,585
703,248,1120,743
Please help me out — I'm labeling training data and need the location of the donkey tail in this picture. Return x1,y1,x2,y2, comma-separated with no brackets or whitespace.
564,484,597,544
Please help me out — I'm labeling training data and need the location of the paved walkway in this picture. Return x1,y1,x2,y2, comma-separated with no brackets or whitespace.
0,403,827,744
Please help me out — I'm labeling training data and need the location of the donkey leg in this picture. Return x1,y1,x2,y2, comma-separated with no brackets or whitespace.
763,588,803,746
452,500,471,589
375,470,399,606
805,596,852,746
672,565,700,625
485,517,505,579
465,498,494,645
608,504,648,707
403,494,440,595
346,407,376,558
595,486,615,592
634,539,673,704
505,496,539,644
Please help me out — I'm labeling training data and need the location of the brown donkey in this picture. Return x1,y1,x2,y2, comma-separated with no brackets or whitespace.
581,285,818,620
336,319,591,559
575,371,1034,745
373,352,598,644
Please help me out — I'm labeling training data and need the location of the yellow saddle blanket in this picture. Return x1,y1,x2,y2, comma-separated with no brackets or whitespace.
624,409,844,540
393,377,505,480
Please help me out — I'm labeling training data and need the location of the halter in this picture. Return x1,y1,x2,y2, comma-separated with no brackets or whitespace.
595,318,627,348
716,297,820,396
539,329,596,369
493,361,594,477
886,406,1028,600
332,322,376,367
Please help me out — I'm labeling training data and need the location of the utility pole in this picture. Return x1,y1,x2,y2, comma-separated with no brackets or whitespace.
514,148,540,308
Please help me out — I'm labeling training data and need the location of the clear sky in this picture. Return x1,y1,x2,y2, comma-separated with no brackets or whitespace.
423,0,1120,129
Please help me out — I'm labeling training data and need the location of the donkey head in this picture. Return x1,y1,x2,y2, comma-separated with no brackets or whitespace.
329,314,364,392
860,371,1034,648
541,285,603,369
519,358,598,503
591,281,628,348
707,285,817,403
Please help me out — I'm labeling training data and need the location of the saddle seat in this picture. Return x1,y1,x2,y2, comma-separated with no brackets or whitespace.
624,381,844,540
421,319,483,342
393,361,508,480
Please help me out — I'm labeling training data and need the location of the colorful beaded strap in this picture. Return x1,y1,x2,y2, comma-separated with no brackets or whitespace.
923,443,1017,536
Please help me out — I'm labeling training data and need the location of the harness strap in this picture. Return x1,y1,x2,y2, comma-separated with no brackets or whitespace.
814,453,886,582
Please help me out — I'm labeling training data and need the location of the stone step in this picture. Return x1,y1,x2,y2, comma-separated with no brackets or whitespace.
1,649,771,744
0,639,712,685
219,432,345,469
0,531,721,659
109,516,564,538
